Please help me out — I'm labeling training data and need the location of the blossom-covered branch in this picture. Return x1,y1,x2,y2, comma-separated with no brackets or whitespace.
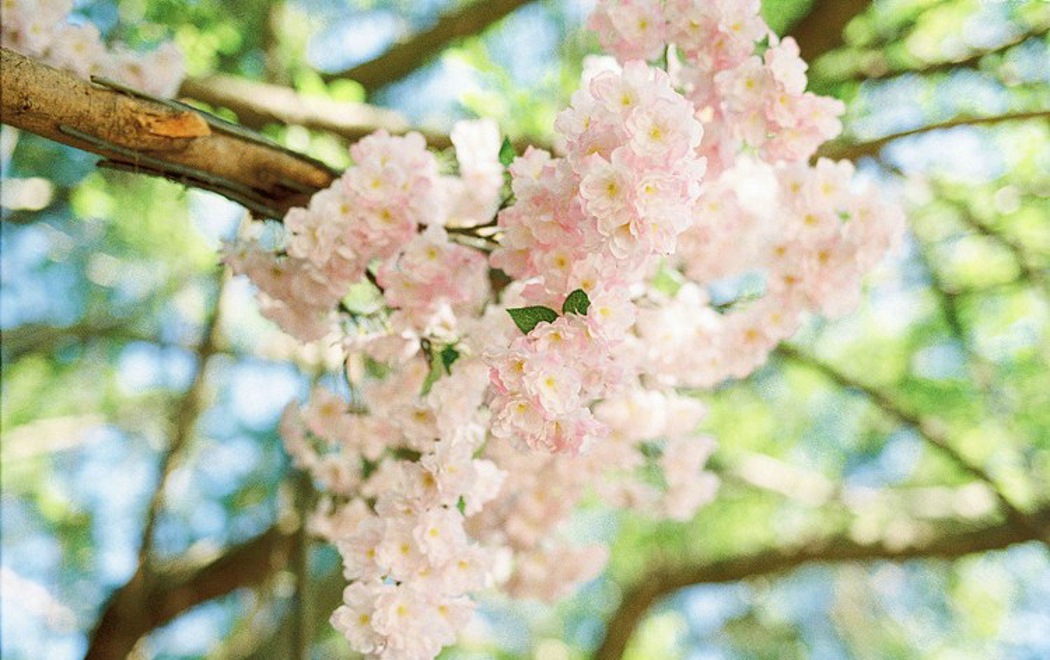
221,1,911,656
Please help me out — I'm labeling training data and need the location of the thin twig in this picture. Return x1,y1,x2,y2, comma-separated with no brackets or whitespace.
137,271,230,566
96,160,284,219
777,344,1049,547
819,109,1050,161
840,27,1049,83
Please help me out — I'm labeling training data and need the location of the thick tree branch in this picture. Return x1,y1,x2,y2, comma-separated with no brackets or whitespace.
84,275,230,660
84,523,296,660
1,48,336,219
819,109,1050,161
786,0,871,63
324,0,534,92
593,506,1050,660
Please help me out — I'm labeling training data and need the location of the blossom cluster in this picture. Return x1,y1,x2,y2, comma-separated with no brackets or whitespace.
487,59,706,452
281,356,504,659
225,131,493,342
2,0,184,97
590,0,844,171
220,0,907,658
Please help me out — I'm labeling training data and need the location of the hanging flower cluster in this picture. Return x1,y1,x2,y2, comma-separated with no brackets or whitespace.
223,1,906,657
2,0,184,97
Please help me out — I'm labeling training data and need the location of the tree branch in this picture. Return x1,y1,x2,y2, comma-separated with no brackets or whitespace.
324,0,535,92
136,273,229,565
843,27,1049,83
1,48,336,219
819,109,1050,161
85,274,228,660
593,505,1050,660
84,523,297,660
786,0,871,63
777,344,1049,547
178,74,452,149
947,199,1050,298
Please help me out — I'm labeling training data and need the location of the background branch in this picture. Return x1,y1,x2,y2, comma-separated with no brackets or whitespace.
136,273,228,565
786,0,871,63
178,74,452,148
843,27,1049,83
593,506,1050,660
84,523,296,660
84,273,228,660
946,198,1050,298
819,109,1050,161
777,344,1049,547
324,0,535,92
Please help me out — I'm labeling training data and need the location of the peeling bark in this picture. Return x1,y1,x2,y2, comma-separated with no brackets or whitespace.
1,48,336,218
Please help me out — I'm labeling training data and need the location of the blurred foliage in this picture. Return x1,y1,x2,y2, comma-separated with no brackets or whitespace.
2,0,1049,659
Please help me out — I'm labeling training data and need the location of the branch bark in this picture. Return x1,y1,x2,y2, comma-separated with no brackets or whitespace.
178,74,452,148
593,506,1050,660
84,524,296,660
777,344,1049,548
1,48,336,219
324,0,534,92
842,26,1049,83
818,109,1050,161
786,0,871,63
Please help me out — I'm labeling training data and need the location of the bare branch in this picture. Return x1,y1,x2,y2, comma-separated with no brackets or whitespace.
1,48,336,219
84,524,296,660
819,110,1050,161
776,344,1049,547
178,74,452,148
593,506,1050,660
136,273,229,565
843,26,1049,83
324,0,535,92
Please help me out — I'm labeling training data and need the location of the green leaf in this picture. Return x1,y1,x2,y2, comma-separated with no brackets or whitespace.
499,137,517,168
507,306,559,334
561,288,591,316
421,343,461,395
440,345,460,374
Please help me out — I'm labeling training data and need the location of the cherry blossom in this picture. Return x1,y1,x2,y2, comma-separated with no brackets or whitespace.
220,1,908,657
2,0,184,97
